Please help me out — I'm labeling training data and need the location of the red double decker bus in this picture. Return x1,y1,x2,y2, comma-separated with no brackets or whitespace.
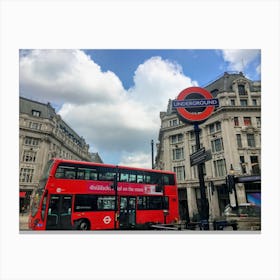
29,158,179,230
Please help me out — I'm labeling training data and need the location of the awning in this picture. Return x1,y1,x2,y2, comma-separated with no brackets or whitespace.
20,191,26,198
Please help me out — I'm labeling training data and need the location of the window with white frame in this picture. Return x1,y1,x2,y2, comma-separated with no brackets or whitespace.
256,117,261,127
211,138,224,153
32,110,41,117
173,166,185,181
20,168,34,183
191,145,197,154
22,150,37,162
29,122,42,130
236,134,242,148
24,137,39,146
240,99,248,106
170,133,183,144
172,147,184,160
247,134,256,147
209,121,221,134
213,159,227,177
169,119,178,127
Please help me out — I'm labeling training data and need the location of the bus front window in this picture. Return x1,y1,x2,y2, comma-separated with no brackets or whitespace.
42,159,54,180
30,189,43,217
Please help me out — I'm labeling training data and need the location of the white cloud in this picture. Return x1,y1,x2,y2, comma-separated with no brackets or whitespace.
256,64,261,75
19,50,197,167
221,49,260,72
20,49,125,105
130,56,197,111
119,152,152,169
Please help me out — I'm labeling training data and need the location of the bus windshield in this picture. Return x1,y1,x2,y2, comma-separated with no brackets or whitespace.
30,188,44,217
42,159,54,180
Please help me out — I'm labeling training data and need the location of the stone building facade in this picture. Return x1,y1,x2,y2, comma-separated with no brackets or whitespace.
155,72,261,222
19,97,102,211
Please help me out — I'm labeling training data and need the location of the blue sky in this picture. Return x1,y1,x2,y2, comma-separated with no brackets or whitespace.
19,49,261,167
84,49,261,89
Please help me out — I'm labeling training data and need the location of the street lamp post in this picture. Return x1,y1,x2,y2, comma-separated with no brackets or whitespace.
151,139,154,169
229,164,238,209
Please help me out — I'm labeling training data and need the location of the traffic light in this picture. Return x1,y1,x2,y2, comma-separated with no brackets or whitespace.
226,175,235,193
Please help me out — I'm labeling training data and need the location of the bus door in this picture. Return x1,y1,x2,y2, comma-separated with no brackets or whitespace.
119,196,136,229
46,194,73,230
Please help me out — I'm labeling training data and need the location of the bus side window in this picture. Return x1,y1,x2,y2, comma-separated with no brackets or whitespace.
120,173,128,182
77,171,85,180
137,173,144,183
144,174,151,184
89,171,98,180
129,174,136,183
163,175,169,185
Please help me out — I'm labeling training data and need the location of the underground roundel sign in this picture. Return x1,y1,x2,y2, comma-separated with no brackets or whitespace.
172,87,219,123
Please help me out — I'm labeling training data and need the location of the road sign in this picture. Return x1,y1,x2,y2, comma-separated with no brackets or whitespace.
190,149,212,166
190,147,205,161
173,87,219,123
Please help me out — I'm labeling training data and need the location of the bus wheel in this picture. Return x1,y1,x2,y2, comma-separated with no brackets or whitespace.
75,219,90,230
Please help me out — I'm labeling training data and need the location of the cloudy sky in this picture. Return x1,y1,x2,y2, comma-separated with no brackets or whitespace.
19,49,261,168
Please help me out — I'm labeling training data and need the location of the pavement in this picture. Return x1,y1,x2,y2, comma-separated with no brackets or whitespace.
19,213,29,231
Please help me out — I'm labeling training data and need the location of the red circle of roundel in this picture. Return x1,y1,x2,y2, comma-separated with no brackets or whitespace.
176,86,214,122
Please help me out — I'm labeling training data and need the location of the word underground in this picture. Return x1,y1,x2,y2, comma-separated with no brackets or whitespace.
172,98,219,108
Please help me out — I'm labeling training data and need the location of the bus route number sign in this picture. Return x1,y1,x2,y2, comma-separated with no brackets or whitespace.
172,87,219,123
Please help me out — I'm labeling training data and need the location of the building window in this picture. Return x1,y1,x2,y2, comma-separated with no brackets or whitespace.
173,166,185,181
191,145,197,154
216,121,221,131
20,168,34,183
24,137,39,146
22,151,37,162
170,119,178,127
247,134,256,147
172,147,184,160
240,99,248,106
214,159,227,177
252,99,257,106
250,156,260,174
238,85,246,95
32,110,41,117
209,124,215,134
233,117,239,126
230,99,235,106
211,138,224,153
244,117,252,126
240,156,247,174
192,165,198,178
170,133,183,144
29,122,42,130
236,134,242,148
256,117,261,127
209,122,221,134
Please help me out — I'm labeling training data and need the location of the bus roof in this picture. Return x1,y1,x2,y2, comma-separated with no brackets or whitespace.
50,158,175,175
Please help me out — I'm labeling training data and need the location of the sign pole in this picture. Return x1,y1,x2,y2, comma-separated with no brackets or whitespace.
194,123,209,230
173,86,218,230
